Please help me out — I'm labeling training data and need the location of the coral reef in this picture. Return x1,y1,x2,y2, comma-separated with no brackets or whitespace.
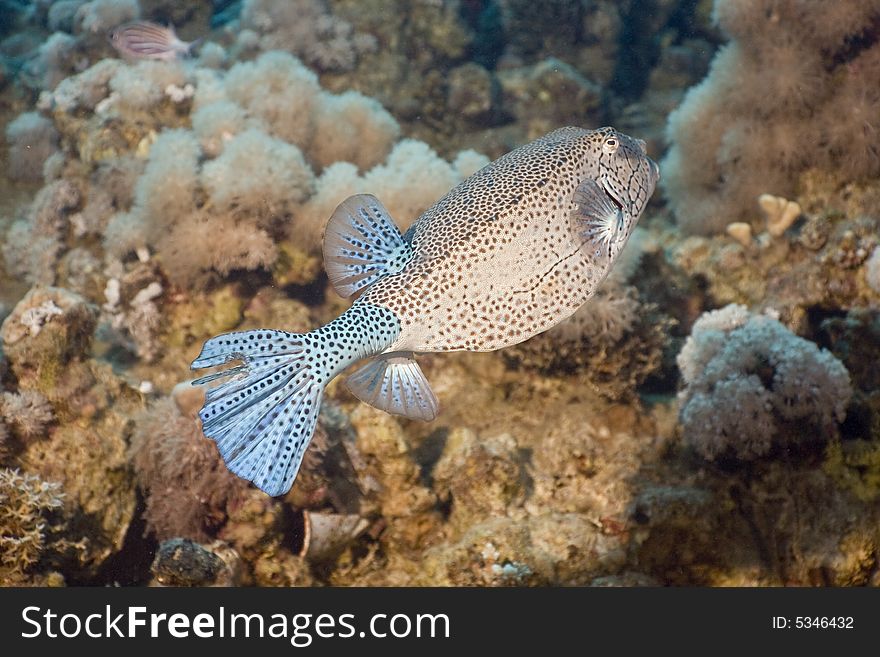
130,394,248,541
4,110,58,182
677,304,852,461
0,389,54,441
1,286,97,380
0,468,65,584
0,0,877,590
239,0,377,73
3,180,81,287
671,202,880,334
8,49,480,292
2,286,139,580
662,0,880,234
505,285,672,400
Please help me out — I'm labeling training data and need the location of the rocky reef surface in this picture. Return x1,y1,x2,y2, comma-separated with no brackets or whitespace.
1,0,878,587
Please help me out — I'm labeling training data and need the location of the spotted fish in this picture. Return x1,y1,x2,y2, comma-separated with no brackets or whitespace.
192,126,659,496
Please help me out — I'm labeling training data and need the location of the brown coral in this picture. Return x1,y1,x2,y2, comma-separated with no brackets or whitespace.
130,396,249,541
1,286,99,406
664,0,880,234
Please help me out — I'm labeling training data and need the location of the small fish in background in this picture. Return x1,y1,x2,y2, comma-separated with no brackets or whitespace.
109,21,200,61
192,126,660,497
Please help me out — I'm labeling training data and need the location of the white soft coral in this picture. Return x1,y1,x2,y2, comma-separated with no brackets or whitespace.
677,304,852,460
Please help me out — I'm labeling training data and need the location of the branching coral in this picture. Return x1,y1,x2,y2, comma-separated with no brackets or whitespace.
0,468,64,580
677,304,853,460
663,0,880,234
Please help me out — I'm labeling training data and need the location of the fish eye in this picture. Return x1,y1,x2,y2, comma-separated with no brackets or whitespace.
602,137,619,154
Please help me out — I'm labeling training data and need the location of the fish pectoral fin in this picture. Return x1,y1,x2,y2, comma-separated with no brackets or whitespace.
345,353,439,422
323,193,414,299
570,178,624,254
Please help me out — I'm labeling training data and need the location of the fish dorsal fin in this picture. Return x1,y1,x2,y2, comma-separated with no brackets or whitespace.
323,194,413,299
345,353,439,421
570,178,625,258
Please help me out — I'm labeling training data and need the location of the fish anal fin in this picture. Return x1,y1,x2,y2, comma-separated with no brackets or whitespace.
323,194,413,299
345,352,438,422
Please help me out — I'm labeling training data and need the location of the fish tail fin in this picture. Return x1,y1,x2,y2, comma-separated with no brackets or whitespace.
192,329,325,496
184,36,205,57
191,304,401,496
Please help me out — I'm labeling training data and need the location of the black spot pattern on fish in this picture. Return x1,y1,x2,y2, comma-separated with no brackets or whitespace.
359,126,659,353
